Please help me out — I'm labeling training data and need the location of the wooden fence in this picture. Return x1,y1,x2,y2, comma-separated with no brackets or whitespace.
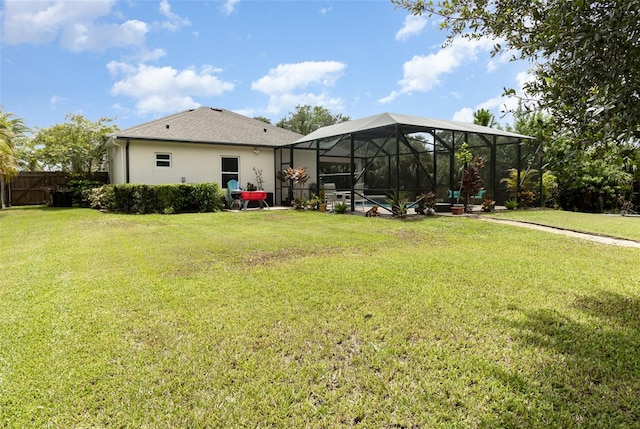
6,172,70,206
5,172,109,206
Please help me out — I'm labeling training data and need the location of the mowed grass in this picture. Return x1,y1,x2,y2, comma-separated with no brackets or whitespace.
486,208,640,242
1,206,639,427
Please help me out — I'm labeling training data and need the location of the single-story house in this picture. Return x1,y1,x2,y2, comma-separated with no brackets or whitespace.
105,107,303,205
107,108,536,210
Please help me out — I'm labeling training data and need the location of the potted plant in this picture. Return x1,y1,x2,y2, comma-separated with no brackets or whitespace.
455,143,485,214
415,191,437,216
481,198,496,212
283,166,309,210
318,183,327,212
307,195,320,210
252,167,265,190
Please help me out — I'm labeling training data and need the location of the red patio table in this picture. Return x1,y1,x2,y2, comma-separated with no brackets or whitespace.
240,191,269,210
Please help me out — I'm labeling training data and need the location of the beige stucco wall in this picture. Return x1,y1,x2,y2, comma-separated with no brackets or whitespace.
110,139,276,193
107,142,125,186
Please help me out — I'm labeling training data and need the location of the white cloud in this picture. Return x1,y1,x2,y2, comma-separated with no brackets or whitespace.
251,61,346,114
1,0,190,53
49,95,67,106
0,0,151,52
451,69,535,124
108,62,235,115
452,107,474,123
1,0,114,45
395,15,428,41
138,48,167,63
379,37,497,103
221,0,240,16
61,19,149,52
158,0,191,31
319,6,333,15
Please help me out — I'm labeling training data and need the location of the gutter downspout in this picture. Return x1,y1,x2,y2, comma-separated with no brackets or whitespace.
125,139,130,184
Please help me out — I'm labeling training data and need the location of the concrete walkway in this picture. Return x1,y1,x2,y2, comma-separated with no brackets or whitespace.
477,216,640,248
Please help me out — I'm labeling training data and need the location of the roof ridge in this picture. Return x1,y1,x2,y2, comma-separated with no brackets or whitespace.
108,106,302,146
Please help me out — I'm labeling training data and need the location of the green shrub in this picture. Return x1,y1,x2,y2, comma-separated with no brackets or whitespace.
333,202,348,214
87,185,116,211
89,183,223,214
505,199,518,210
66,180,106,207
386,188,409,218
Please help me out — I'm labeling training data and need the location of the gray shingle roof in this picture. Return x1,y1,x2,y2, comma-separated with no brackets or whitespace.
108,107,302,147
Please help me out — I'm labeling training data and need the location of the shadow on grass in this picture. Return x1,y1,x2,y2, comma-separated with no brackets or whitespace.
488,292,640,428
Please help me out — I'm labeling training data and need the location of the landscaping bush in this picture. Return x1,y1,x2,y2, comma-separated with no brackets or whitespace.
88,183,223,214
87,185,116,211
66,180,107,207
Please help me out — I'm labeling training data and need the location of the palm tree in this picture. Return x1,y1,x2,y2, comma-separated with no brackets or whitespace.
473,108,497,127
0,109,29,208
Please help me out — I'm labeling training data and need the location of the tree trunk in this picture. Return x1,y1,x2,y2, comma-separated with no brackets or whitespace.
1,175,5,209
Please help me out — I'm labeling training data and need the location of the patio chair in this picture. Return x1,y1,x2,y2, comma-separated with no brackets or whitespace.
323,183,337,208
346,183,366,210
226,179,242,209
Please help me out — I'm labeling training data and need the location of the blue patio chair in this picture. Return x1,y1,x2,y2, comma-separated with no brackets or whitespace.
226,179,242,209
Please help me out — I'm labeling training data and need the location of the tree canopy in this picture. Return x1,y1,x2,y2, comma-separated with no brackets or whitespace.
0,109,29,181
393,0,640,144
276,105,350,135
473,108,497,127
28,114,119,176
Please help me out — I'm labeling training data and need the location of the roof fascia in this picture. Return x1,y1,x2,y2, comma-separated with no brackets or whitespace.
111,136,283,148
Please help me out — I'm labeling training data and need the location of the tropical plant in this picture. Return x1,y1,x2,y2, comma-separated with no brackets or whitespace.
459,156,486,212
333,202,348,214
0,109,30,208
500,168,539,200
283,166,309,209
541,171,559,208
505,199,518,210
481,199,496,212
386,188,410,218
415,191,437,216
517,190,536,208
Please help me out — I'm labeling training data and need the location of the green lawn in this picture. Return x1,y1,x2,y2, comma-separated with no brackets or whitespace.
486,208,640,242
1,206,639,427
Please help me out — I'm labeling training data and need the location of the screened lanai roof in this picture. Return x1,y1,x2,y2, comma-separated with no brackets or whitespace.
291,112,533,147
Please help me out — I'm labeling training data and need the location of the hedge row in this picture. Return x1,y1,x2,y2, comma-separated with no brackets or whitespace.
87,183,225,214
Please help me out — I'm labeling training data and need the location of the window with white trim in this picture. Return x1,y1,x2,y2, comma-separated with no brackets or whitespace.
155,152,172,167
221,156,239,186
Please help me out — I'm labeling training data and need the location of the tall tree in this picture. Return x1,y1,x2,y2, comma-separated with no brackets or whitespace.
276,105,350,135
507,103,636,211
253,116,272,124
30,114,119,176
393,0,640,145
0,109,29,208
473,108,497,127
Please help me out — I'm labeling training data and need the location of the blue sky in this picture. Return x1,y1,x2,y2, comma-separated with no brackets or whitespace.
1,0,532,132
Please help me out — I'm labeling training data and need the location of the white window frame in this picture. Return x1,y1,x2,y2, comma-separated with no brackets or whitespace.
155,152,172,168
